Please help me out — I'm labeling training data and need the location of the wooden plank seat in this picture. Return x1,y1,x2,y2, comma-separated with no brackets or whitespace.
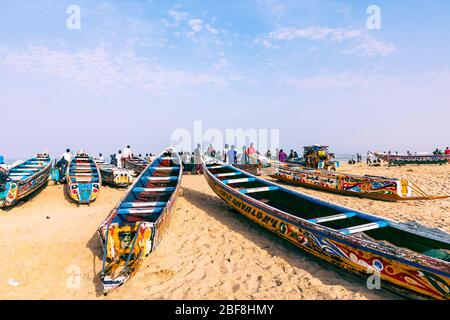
133,187,175,193
142,176,178,181
214,172,242,177
339,220,389,235
223,177,257,184
308,212,358,224
120,201,167,208
239,186,279,194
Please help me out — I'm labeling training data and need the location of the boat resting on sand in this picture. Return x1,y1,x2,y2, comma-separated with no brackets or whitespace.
124,156,149,176
202,158,450,300
0,153,52,208
66,152,101,204
373,152,449,165
271,165,449,202
95,160,133,188
98,149,183,294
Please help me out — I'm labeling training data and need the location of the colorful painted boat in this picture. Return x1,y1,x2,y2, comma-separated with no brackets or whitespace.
98,149,183,294
373,152,450,165
0,153,52,208
124,156,149,175
66,152,101,204
95,160,134,188
203,159,450,300
271,165,449,201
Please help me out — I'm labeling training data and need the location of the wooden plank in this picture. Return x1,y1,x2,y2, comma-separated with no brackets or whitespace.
239,186,279,194
214,172,242,178
339,220,389,235
121,201,167,208
308,212,358,224
133,187,175,193
223,177,256,184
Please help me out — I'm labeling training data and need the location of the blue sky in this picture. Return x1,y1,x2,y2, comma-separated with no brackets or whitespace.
1,0,449,159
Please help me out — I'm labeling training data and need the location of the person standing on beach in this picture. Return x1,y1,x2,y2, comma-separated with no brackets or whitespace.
117,150,124,168
279,149,287,163
247,143,256,164
266,150,272,159
227,145,237,165
194,144,203,174
367,152,372,165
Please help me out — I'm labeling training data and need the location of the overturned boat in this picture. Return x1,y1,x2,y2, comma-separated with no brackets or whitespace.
203,158,450,300
0,153,52,208
98,149,182,294
66,152,101,204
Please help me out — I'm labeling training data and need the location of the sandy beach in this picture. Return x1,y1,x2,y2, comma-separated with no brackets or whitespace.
0,163,448,300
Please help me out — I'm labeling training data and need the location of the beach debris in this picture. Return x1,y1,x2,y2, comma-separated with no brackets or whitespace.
8,279,20,287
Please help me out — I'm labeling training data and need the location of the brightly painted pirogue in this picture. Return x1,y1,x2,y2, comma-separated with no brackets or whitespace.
124,156,149,176
98,149,182,294
95,160,134,188
66,152,101,204
271,165,449,202
373,152,450,165
0,153,52,208
203,158,450,299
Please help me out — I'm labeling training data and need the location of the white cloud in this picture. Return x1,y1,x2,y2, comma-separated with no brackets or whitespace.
167,9,189,22
206,24,219,34
212,58,230,71
0,44,229,95
188,19,203,32
258,26,395,57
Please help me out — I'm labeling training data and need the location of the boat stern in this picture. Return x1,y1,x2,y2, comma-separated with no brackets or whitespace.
69,183,100,204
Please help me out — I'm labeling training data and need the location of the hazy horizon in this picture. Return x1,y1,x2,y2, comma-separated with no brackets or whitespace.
1,1,449,159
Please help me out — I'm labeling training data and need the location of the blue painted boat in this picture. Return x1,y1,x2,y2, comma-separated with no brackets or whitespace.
0,153,52,208
98,148,182,294
66,152,101,204
203,157,450,300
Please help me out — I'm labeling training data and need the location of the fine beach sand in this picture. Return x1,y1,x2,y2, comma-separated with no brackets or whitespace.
0,163,448,300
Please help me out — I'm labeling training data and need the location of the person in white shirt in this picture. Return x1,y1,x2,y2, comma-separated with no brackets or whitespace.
62,149,72,163
123,145,132,159
117,150,123,168
96,153,105,163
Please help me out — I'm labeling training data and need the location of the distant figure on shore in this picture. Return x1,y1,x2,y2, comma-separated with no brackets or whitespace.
194,144,203,174
123,145,132,160
275,148,280,161
110,154,117,166
279,149,287,163
241,145,248,164
266,150,272,159
118,150,123,168
62,149,72,163
293,150,299,158
445,147,450,155
288,150,295,160
247,143,256,164
227,145,237,165
97,153,105,163
0,155,4,165
223,144,229,163
366,152,372,165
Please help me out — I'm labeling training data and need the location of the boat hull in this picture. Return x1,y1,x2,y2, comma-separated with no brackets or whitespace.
203,164,450,300
66,154,101,204
0,156,51,208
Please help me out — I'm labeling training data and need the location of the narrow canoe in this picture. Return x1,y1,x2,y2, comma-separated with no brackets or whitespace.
124,156,149,176
373,152,450,165
202,159,450,300
66,152,101,204
96,160,134,188
98,148,183,294
271,165,449,201
0,153,52,208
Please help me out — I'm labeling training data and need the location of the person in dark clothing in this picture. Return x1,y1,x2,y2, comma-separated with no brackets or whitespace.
55,157,68,184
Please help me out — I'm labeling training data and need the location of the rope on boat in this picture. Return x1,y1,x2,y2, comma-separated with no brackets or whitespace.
100,224,111,277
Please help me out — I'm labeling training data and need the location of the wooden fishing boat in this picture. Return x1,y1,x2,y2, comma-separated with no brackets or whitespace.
98,149,183,294
373,152,449,165
95,160,134,188
203,159,450,300
124,156,149,175
66,152,101,204
271,165,449,201
0,153,52,208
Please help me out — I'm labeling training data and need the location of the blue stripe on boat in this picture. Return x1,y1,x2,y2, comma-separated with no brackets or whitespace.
121,201,167,208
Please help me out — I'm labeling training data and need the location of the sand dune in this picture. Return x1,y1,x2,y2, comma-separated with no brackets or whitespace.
1,163,448,300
